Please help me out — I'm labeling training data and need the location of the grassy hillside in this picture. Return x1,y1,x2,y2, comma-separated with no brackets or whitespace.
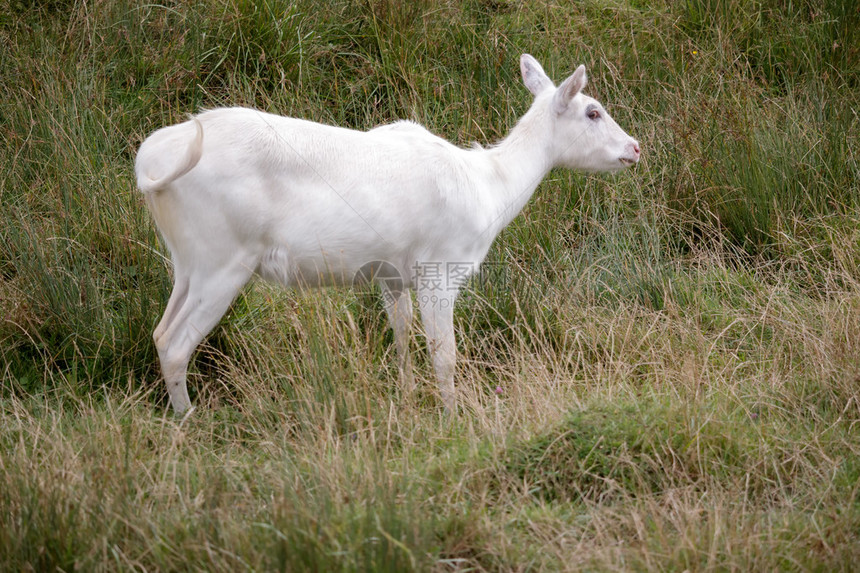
1,0,859,570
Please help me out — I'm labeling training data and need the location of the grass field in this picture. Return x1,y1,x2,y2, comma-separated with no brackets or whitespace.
1,0,859,570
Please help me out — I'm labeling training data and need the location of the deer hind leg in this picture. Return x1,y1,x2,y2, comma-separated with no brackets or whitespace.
154,256,256,414
153,271,189,345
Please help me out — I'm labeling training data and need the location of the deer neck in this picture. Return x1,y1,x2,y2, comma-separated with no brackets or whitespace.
478,102,555,241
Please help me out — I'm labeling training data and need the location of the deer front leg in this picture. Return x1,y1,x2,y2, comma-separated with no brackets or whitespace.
417,289,458,412
381,286,415,393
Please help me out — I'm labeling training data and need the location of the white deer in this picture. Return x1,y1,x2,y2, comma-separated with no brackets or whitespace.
135,54,640,414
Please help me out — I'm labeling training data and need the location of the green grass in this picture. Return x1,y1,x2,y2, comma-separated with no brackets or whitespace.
1,0,859,570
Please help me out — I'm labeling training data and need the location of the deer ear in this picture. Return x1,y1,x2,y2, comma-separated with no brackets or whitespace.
520,54,553,96
552,65,587,114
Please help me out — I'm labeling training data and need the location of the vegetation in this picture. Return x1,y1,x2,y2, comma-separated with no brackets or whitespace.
1,0,858,569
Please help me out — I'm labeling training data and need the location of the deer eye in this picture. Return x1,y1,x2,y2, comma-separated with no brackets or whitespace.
587,106,600,120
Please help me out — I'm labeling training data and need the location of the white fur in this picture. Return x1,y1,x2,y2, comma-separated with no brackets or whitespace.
135,54,640,414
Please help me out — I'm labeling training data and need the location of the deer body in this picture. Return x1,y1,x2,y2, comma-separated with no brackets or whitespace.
135,55,640,414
